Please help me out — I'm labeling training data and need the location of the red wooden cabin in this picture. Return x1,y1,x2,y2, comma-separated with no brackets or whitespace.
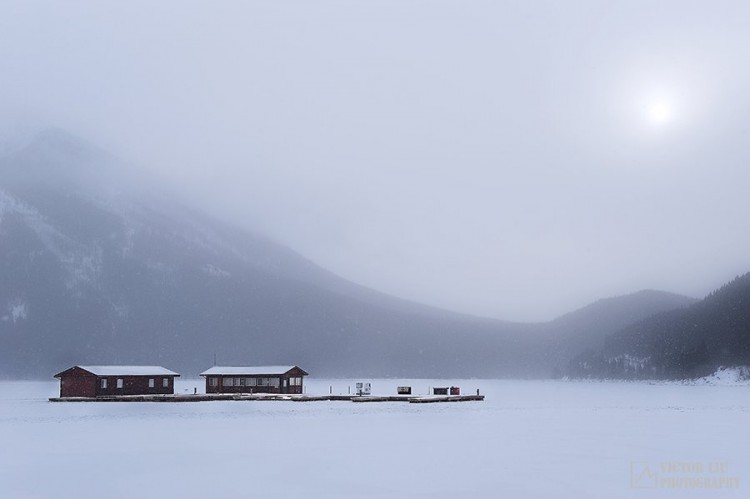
54,365,180,398
200,365,308,394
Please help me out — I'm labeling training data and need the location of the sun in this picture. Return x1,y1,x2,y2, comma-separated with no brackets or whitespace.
608,61,707,139
646,101,672,126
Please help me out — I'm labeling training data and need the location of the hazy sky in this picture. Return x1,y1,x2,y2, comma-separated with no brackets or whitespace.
2,1,750,321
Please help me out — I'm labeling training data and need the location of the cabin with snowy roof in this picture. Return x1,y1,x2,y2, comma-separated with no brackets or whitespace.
200,366,308,394
54,365,180,398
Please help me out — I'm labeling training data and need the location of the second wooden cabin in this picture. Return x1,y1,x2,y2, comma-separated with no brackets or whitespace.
200,365,308,394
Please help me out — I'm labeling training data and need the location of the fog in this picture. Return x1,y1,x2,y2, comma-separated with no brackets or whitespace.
2,0,750,321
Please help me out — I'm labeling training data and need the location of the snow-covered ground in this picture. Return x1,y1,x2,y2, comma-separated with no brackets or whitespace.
1,378,747,498
691,366,750,386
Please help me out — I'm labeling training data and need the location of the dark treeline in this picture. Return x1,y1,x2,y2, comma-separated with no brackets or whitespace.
567,273,750,380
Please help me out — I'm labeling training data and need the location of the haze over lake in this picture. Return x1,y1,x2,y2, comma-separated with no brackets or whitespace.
2,2,750,497
3,0,750,322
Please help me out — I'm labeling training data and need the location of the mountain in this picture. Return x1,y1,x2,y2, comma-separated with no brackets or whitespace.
0,129,697,379
567,273,750,379
542,290,698,369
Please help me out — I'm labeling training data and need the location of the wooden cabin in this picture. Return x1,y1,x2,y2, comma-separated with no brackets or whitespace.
200,365,308,394
54,365,180,398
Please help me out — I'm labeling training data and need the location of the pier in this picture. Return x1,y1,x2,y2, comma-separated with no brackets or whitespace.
49,393,484,403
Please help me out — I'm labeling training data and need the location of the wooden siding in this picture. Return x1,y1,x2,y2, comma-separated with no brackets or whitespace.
204,374,304,395
55,367,177,397
95,375,175,396
58,367,97,398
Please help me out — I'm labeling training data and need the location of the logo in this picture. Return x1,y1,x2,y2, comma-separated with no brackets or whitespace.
630,461,740,490
631,462,658,489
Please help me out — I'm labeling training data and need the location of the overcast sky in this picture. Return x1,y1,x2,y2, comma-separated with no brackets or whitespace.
2,1,750,321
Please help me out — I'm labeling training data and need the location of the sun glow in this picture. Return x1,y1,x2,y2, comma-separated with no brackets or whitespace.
608,62,701,139
646,101,672,125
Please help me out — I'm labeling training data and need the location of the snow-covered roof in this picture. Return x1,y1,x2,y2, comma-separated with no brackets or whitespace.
200,366,305,376
74,366,180,377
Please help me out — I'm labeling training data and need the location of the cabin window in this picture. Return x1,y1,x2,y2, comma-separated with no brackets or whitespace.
101,379,107,389
209,377,218,387
270,378,280,388
239,378,246,386
246,378,256,386
116,378,123,389
148,378,155,388
162,378,169,388
289,377,302,386
223,377,233,387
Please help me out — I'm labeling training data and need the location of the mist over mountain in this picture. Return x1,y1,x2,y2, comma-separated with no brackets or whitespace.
568,273,750,379
541,290,698,374
0,130,699,379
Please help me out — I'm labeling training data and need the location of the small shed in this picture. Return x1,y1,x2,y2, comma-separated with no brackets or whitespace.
54,365,180,398
200,365,308,394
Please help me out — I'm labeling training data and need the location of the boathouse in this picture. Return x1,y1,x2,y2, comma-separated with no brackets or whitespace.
200,365,308,394
54,365,180,398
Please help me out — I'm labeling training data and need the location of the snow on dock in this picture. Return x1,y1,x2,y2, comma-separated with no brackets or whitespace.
49,393,484,403
408,395,485,403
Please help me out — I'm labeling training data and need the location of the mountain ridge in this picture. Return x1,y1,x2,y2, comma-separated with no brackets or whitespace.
0,130,700,379
567,273,750,379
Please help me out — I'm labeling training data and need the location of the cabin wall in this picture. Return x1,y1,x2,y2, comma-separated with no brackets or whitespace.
59,374,97,398
95,376,175,396
205,375,300,394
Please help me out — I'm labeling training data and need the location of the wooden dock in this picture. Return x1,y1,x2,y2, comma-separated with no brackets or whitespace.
49,393,484,404
408,395,484,403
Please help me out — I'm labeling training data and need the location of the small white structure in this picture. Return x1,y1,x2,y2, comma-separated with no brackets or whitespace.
355,382,371,396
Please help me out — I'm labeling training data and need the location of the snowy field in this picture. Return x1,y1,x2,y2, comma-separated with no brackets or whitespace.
1,378,747,499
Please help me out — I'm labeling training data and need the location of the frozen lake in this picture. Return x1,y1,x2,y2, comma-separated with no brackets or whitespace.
1,378,747,498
